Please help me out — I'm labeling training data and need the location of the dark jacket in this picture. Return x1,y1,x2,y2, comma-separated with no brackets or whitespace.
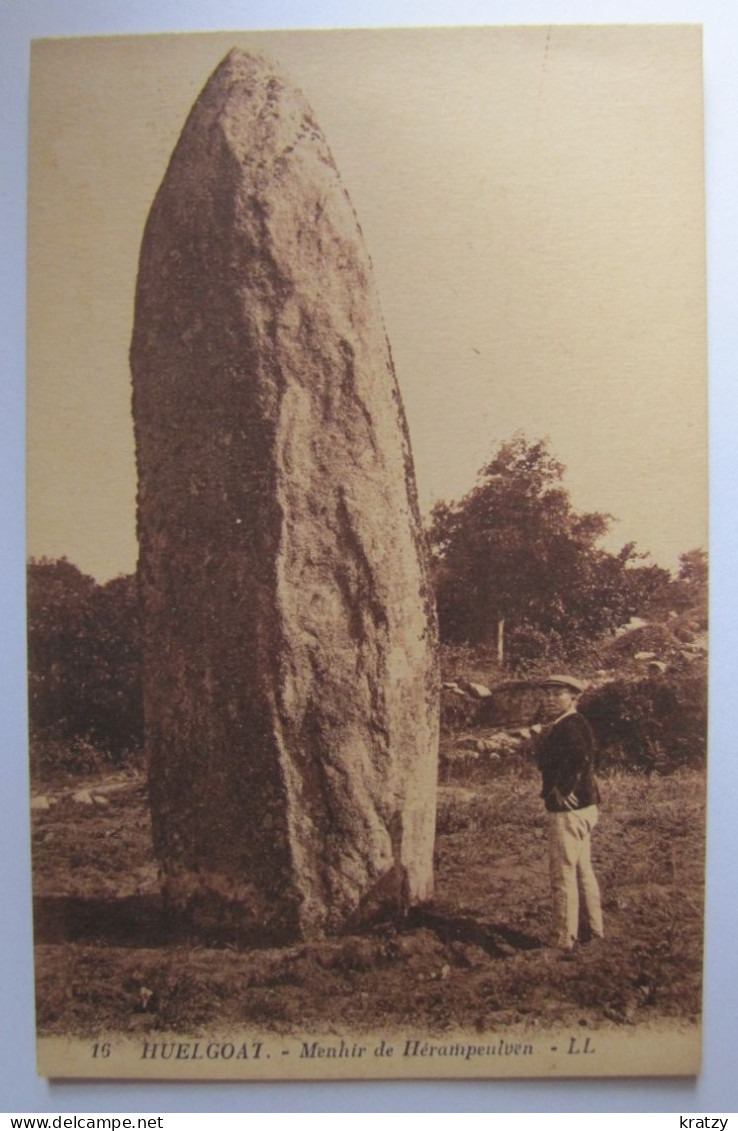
536,711,601,813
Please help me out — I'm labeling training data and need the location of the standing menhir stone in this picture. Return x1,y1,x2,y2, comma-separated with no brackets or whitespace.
131,50,439,943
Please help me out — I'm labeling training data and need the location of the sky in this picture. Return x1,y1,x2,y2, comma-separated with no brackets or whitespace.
26,26,707,581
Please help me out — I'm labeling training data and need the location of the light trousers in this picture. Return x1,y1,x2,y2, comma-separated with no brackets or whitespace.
547,805,603,948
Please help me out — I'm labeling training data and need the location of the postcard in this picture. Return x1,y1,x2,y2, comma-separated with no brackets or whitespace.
27,26,707,1079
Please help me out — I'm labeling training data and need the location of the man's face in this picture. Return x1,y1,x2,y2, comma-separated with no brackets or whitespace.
540,685,576,719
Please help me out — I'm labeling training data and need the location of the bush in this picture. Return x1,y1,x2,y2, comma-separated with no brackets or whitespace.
440,689,481,734
29,735,111,781
581,667,706,773
27,558,143,770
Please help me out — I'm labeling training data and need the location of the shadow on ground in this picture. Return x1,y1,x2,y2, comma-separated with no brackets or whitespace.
34,895,168,947
33,894,540,957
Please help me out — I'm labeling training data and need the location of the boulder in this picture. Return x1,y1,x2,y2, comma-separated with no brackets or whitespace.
130,50,439,943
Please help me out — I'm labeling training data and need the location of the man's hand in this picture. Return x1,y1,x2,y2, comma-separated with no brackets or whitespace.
549,787,579,811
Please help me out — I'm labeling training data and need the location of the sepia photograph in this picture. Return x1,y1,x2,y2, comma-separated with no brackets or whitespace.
25,25,707,1081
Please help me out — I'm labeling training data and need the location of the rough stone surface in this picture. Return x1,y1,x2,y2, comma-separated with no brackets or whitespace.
130,50,439,943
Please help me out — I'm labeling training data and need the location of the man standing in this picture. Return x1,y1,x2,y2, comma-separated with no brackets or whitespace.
534,674,603,951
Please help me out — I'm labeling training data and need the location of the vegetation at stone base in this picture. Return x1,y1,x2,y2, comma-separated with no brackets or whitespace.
427,432,704,670
32,762,703,1037
27,558,143,778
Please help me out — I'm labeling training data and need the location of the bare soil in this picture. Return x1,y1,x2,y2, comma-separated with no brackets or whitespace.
31,759,704,1038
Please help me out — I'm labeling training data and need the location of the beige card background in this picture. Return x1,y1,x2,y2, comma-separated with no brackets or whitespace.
27,27,706,1082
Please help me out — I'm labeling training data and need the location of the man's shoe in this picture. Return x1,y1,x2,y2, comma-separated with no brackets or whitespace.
558,944,579,962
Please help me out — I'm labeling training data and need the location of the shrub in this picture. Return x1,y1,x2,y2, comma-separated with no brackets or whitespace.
27,558,143,770
29,735,111,781
581,667,706,772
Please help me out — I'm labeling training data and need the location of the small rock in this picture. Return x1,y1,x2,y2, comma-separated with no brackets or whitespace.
449,941,491,969
139,986,156,1011
462,681,493,699
31,796,50,810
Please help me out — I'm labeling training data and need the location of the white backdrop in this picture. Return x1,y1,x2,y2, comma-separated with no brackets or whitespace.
2,0,736,1114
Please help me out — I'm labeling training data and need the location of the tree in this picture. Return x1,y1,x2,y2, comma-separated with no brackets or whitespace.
27,557,143,760
674,548,708,607
427,433,661,664
27,557,98,743
568,541,671,640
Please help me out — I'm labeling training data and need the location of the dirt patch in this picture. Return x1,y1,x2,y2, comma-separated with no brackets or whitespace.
31,764,705,1038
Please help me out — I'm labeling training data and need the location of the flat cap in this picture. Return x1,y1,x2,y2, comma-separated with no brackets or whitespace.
539,674,585,694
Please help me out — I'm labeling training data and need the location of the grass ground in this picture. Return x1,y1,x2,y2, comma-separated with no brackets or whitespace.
31,757,705,1039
